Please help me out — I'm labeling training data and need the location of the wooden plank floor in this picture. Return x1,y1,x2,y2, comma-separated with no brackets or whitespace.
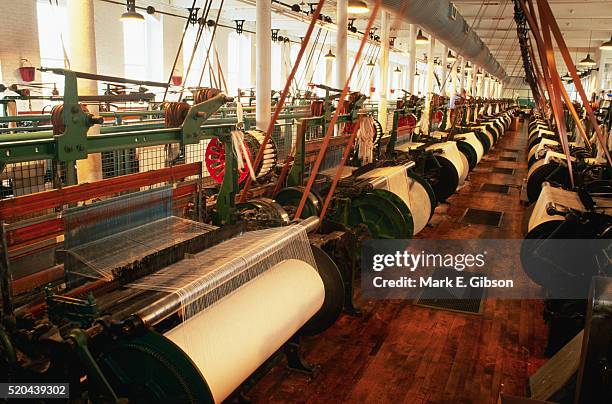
247,121,549,404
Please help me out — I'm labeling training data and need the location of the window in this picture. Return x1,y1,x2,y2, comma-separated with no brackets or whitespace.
183,27,215,88
227,33,251,96
123,15,163,81
271,43,281,90
37,0,68,99
123,20,147,79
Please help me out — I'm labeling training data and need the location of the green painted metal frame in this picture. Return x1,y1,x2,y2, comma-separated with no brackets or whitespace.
0,69,238,224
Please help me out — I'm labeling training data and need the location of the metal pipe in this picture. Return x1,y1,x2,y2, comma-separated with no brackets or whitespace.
382,0,507,81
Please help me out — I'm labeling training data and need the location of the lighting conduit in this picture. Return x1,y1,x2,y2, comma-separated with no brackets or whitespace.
381,0,508,82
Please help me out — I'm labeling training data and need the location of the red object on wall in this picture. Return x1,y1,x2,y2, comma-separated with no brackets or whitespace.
370,86,376,93
171,75,182,86
18,66,35,82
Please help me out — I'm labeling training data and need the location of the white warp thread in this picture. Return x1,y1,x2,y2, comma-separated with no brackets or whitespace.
231,130,257,181
356,116,375,165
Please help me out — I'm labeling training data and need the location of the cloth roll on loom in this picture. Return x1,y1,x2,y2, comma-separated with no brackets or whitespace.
456,132,485,170
358,165,433,235
165,259,324,403
426,141,469,199
101,222,346,403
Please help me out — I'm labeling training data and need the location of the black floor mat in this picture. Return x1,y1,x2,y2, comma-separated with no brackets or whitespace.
415,269,486,314
492,167,515,175
480,183,510,194
461,208,503,227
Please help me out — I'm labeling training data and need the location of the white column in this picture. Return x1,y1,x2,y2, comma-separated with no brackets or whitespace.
250,33,256,89
408,25,417,94
256,0,271,130
471,64,478,96
459,57,465,91
477,71,483,97
378,11,391,130
421,35,436,134
336,0,348,88
451,59,458,94
441,44,448,96
67,0,101,184
369,65,376,97
592,48,602,93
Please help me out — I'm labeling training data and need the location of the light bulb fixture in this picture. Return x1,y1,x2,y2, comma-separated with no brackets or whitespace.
366,59,376,68
465,62,472,71
580,31,596,66
415,29,429,45
562,72,572,82
324,49,335,60
414,70,420,76
348,0,369,14
600,36,612,51
447,50,456,62
476,69,483,77
120,0,145,22
579,53,596,66
394,66,402,73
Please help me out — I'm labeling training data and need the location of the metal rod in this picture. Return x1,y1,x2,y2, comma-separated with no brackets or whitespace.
39,67,170,88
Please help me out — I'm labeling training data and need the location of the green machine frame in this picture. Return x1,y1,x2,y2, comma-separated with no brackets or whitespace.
0,68,238,224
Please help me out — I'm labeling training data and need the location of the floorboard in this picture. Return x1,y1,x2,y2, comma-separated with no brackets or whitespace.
247,120,549,404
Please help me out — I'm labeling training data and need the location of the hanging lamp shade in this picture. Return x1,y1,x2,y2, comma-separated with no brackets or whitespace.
366,59,376,67
324,49,336,60
600,36,612,51
446,50,456,62
348,0,369,14
121,0,145,22
393,66,401,73
415,29,429,45
579,53,596,66
465,62,472,71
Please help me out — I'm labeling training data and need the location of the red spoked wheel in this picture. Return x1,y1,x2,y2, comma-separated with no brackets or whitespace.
343,121,359,135
398,113,417,133
432,110,444,125
205,137,252,185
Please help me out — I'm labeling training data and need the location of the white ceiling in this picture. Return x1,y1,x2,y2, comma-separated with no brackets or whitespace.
451,0,612,77
154,0,612,79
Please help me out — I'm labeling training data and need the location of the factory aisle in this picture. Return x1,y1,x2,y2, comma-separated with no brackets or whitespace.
248,120,549,404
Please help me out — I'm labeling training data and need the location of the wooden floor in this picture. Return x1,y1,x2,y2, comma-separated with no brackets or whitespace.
248,121,549,404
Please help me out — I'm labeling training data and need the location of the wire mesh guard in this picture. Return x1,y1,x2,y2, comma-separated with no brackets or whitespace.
128,223,316,319
63,187,217,281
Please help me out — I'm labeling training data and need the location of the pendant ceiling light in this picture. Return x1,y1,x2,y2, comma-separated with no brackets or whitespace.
120,0,144,22
446,50,456,63
414,70,420,76
415,29,429,45
366,59,376,67
600,36,612,51
465,62,472,71
394,66,402,73
325,49,335,60
579,31,597,66
579,54,596,66
348,0,369,14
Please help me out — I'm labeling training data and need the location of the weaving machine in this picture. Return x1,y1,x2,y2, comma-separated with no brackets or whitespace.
0,169,345,403
525,115,609,204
